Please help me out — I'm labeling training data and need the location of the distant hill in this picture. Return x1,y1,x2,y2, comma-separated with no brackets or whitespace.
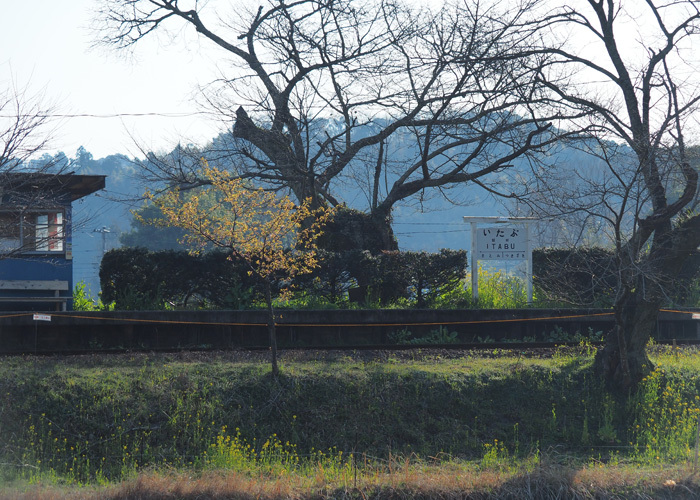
70,148,143,295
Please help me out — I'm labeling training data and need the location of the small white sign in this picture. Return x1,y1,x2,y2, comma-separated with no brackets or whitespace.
692,313,700,320
476,227,527,260
32,314,51,322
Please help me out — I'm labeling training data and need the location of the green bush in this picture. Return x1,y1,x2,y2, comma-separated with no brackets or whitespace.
316,205,397,252
533,247,700,307
99,247,468,310
295,249,467,307
532,247,617,307
99,247,260,310
72,281,114,311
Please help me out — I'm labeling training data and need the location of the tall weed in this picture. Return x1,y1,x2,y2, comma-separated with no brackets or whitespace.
5,349,700,487
73,281,115,311
628,364,700,463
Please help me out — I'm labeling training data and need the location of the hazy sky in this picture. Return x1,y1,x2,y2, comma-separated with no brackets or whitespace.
1,0,693,162
1,0,223,159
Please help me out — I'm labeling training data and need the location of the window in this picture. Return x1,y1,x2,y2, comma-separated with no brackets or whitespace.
0,212,21,251
0,211,65,253
29,212,64,252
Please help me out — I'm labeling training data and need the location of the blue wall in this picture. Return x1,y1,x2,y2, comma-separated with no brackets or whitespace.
0,256,72,282
0,204,74,310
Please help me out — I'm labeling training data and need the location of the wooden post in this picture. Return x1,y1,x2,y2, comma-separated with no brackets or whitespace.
526,222,533,305
471,221,478,302
694,415,700,472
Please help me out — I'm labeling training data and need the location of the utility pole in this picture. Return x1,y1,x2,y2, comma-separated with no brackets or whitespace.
93,226,111,255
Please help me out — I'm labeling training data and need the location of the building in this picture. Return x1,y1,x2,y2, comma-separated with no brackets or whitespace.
0,173,106,310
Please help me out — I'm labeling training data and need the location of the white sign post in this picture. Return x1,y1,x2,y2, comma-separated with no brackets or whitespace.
464,216,536,304
32,313,52,353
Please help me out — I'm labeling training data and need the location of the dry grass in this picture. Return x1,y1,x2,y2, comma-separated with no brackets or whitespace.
3,462,699,500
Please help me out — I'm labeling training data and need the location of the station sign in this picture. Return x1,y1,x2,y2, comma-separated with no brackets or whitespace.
465,216,536,304
476,227,527,260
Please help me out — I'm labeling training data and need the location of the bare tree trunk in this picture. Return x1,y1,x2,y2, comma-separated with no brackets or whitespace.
594,288,658,391
369,211,398,252
598,217,700,392
264,282,279,378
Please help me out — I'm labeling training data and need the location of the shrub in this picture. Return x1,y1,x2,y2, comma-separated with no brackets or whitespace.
100,247,468,310
99,247,260,310
73,281,114,311
532,247,617,307
294,249,467,307
316,205,397,252
533,247,700,307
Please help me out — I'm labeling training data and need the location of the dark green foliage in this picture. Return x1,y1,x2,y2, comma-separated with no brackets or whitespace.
405,249,468,308
296,249,467,307
361,251,412,305
101,244,700,310
316,206,398,252
290,250,355,303
533,247,700,307
99,247,259,309
101,247,467,310
533,248,618,307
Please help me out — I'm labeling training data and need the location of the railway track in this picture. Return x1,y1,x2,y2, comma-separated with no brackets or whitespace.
5,338,700,357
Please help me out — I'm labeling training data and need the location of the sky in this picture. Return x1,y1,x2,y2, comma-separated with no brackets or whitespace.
0,0,224,160
1,0,693,163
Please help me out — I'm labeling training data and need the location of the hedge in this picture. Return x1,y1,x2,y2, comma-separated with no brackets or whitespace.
100,247,468,309
101,246,700,310
99,247,260,310
532,247,700,307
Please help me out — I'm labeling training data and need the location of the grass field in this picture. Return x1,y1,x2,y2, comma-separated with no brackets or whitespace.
1,345,700,498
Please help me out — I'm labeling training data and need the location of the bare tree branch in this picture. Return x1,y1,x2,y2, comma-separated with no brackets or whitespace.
97,0,570,248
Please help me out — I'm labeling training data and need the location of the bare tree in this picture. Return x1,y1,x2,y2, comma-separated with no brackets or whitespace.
523,0,700,390
97,0,571,249
0,81,77,255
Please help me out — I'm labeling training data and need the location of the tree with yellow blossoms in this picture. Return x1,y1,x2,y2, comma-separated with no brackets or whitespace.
148,164,333,377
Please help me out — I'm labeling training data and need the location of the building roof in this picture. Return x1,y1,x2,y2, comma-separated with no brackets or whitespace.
53,174,107,201
0,172,106,204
